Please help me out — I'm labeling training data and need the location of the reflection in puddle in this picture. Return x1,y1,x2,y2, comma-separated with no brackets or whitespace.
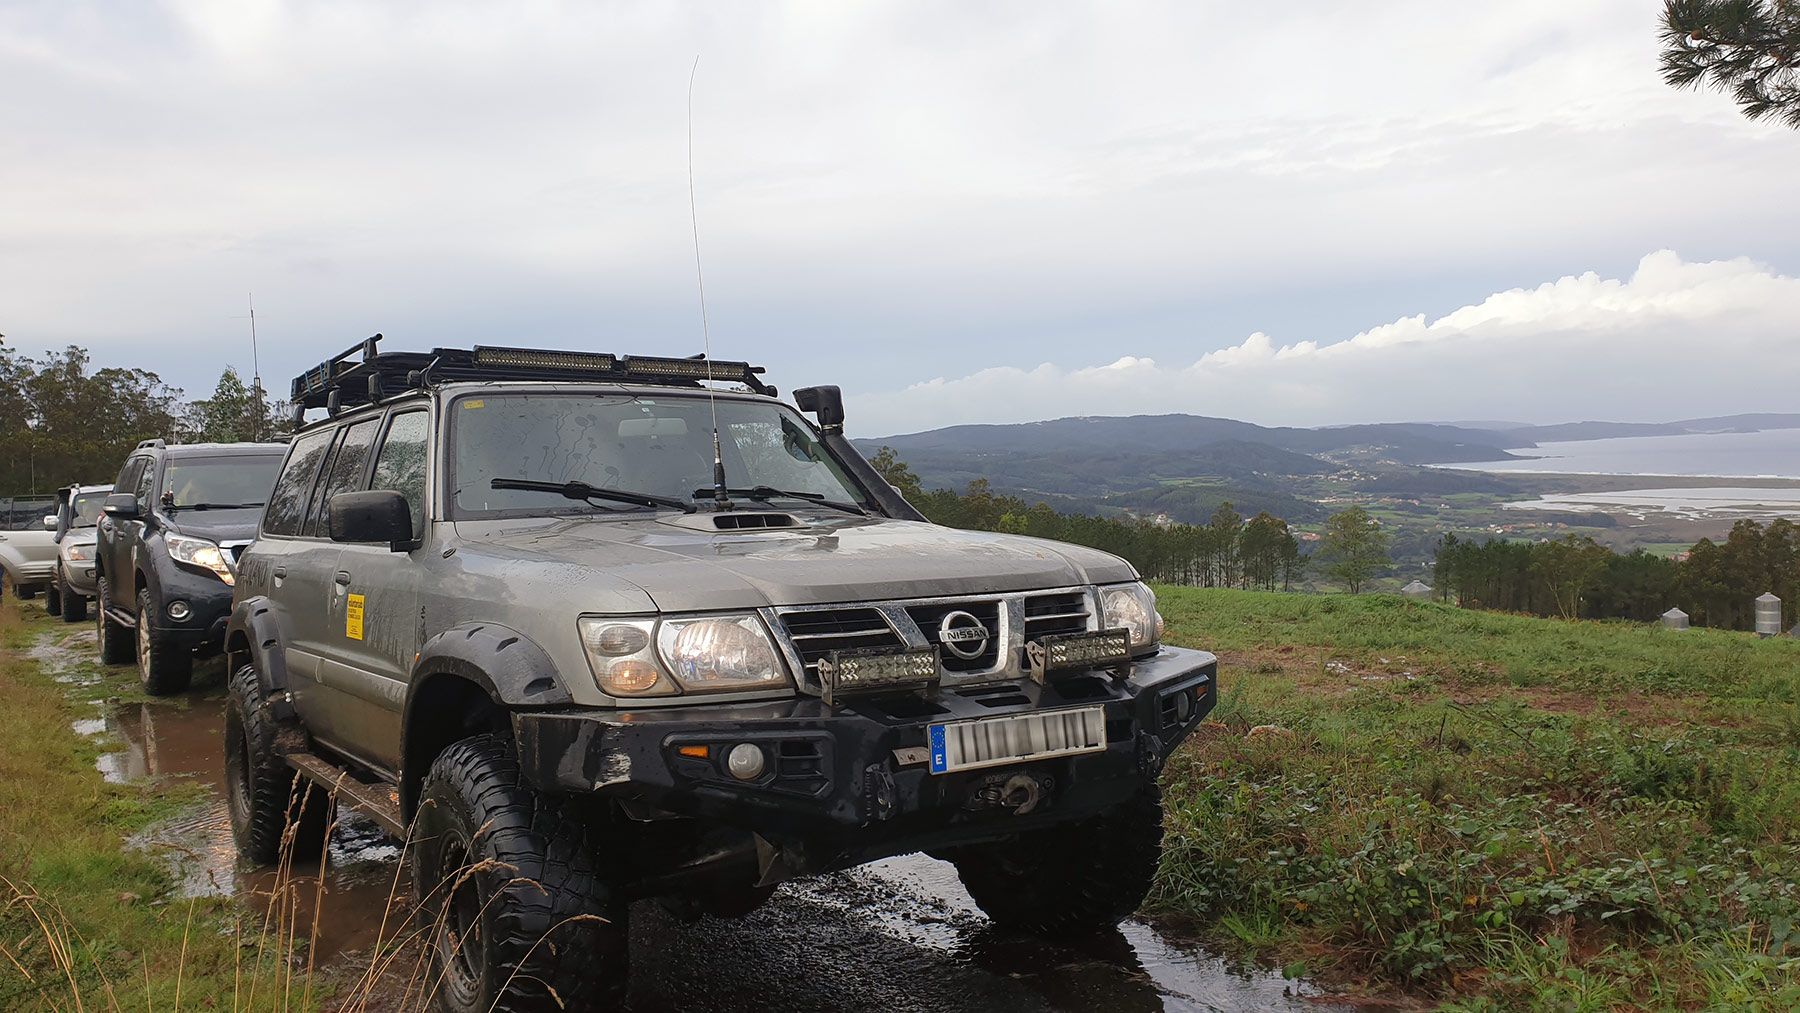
74,674,409,963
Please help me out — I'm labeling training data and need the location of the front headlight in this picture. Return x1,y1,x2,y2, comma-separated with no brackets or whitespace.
166,534,235,585
657,615,789,694
63,542,91,562
1100,581,1163,653
578,613,792,697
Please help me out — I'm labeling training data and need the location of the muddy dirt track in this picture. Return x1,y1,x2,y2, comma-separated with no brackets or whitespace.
36,620,1343,1012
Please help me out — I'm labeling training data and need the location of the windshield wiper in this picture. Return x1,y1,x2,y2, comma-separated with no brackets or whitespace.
696,486,867,516
492,478,696,514
169,501,264,511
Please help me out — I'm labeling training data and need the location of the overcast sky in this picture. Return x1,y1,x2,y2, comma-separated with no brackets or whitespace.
3,1,1797,438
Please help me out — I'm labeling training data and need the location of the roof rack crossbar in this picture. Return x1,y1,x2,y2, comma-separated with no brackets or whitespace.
288,340,776,414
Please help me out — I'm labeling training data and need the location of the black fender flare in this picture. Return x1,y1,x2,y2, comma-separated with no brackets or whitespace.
406,622,572,713
225,595,295,719
399,623,572,817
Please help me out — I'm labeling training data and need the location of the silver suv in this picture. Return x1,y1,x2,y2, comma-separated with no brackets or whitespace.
223,339,1217,1012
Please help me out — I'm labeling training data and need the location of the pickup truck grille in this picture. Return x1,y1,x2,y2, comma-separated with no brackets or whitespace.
778,607,902,680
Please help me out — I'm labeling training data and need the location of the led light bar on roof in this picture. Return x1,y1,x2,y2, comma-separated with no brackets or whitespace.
473,346,616,371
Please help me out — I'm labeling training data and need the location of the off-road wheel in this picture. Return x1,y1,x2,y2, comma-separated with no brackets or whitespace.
225,665,332,864
59,576,87,623
412,735,628,1013
949,785,1165,936
95,578,134,665
45,578,62,616
135,588,192,695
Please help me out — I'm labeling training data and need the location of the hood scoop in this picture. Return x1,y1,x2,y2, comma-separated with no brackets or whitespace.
660,511,804,532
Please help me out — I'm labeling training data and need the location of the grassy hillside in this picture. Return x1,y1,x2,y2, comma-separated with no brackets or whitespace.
1151,587,1800,1009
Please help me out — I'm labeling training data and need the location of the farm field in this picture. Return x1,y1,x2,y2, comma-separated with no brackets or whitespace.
1151,586,1800,1009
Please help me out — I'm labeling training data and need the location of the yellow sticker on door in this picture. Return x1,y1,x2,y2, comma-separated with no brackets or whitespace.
346,593,366,640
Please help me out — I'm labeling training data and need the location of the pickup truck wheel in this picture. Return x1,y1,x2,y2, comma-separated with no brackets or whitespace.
45,580,62,616
225,665,332,864
413,735,628,1012
94,579,134,665
949,785,1165,937
135,589,192,695
59,577,87,623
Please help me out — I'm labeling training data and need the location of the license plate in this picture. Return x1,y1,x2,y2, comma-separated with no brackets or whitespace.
927,706,1107,775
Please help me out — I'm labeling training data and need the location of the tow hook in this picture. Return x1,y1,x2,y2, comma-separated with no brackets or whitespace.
964,770,1055,815
1137,730,1165,776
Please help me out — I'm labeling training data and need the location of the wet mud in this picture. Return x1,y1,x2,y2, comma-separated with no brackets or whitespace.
47,624,1341,1011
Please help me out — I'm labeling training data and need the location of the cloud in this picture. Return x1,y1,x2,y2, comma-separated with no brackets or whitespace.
852,251,1800,435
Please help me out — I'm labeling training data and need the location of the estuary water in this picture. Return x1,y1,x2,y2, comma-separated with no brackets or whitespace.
1446,427,1800,479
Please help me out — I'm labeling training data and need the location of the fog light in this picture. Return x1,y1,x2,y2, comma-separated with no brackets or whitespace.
167,600,192,622
725,743,766,781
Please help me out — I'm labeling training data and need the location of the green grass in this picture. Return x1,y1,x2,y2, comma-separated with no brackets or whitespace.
0,602,349,1011
1150,586,1800,1008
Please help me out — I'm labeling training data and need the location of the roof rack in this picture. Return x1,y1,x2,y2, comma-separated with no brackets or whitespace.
289,335,776,417
135,438,167,450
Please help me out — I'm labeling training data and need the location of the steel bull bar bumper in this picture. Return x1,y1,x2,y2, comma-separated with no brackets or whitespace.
511,646,1216,845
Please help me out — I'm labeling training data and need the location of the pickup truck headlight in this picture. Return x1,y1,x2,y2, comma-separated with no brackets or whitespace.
63,542,92,562
1099,581,1163,653
578,614,792,697
166,534,235,585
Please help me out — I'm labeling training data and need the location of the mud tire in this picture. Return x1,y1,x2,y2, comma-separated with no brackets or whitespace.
135,588,192,695
225,665,332,864
95,578,134,665
412,735,628,1013
59,576,87,623
950,785,1165,936
45,579,62,616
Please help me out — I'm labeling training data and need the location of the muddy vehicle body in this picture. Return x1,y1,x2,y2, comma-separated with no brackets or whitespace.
95,439,286,694
224,339,1217,1011
0,494,59,598
46,482,112,622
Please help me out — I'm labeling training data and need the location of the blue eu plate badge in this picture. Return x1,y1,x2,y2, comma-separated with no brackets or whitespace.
928,724,949,774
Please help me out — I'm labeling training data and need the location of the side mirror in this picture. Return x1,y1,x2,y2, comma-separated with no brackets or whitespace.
42,515,57,531
328,490,414,550
103,493,141,520
794,385,845,432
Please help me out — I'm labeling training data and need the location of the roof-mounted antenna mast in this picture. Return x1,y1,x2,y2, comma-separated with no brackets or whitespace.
688,55,731,511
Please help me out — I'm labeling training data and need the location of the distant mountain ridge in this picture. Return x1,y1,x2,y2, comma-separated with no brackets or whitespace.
854,412,1800,526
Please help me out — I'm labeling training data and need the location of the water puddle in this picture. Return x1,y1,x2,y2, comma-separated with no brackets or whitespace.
47,625,1358,1010
68,653,408,963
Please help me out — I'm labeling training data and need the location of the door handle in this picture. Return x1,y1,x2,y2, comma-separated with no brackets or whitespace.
273,566,288,579
335,571,352,586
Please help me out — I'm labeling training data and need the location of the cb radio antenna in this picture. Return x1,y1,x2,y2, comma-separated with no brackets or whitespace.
688,54,731,510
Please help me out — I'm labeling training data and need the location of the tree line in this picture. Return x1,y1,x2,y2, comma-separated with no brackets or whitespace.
0,343,286,493
871,447,1338,590
1434,520,1798,632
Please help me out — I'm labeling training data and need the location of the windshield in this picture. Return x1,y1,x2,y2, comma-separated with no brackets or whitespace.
450,393,867,518
162,456,283,509
69,492,107,528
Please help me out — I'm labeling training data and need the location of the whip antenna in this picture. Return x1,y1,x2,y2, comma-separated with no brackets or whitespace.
688,55,731,510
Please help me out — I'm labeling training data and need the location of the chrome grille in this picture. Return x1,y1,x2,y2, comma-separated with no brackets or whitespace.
777,607,902,680
769,586,1095,694
906,600,1002,673
1022,590,1092,640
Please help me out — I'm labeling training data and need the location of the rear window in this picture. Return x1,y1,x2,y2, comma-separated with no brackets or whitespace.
0,497,55,532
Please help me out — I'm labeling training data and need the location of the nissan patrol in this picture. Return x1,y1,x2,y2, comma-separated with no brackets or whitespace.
223,338,1217,1012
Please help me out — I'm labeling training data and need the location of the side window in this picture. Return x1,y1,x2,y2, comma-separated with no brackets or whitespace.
133,459,157,512
370,411,429,537
114,458,143,491
262,428,337,537
304,419,381,537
